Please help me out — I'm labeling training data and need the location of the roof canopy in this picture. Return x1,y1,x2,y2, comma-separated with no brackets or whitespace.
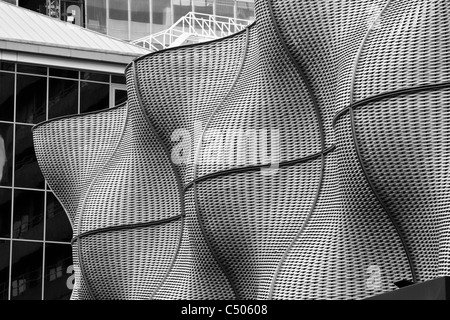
0,1,149,65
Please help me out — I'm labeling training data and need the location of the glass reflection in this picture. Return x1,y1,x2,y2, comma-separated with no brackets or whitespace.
86,0,107,34
216,0,234,18
0,188,12,238
13,190,44,240
237,1,254,20
11,241,42,300
0,123,13,187
153,0,171,32
80,81,109,113
0,240,10,300
0,72,14,121
173,0,192,21
130,0,150,41
48,78,78,119
44,244,73,300
194,0,213,15
46,192,72,242
16,74,46,124
15,125,45,189
108,0,129,40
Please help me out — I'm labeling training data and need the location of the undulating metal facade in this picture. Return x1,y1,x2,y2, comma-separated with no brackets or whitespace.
32,0,450,299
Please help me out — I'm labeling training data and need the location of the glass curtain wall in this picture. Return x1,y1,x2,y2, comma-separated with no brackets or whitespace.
0,61,126,300
84,0,254,41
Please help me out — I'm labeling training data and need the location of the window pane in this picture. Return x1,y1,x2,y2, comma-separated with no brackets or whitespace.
48,78,78,120
111,74,126,84
11,241,42,300
108,0,129,40
130,0,150,41
16,63,47,76
81,71,109,83
0,189,12,238
0,72,14,122
236,1,255,20
16,75,46,124
46,192,72,242
86,0,107,34
173,0,192,21
49,68,78,79
0,123,13,187
0,62,14,72
80,82,109,113
15,125,45,189
114,89,127,106
0,240,9,300
216,0,234,18
193,0,213,15
152,0,171,28
13,190,44,240
44,244,73,300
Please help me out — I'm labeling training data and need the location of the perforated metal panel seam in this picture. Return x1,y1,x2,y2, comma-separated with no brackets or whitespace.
266,0,327,299
184,144,336,192
332,81,450,128
191,27,250,300
131,60,188,300
70,214,184,245
75,104,131,299
347,0,417,283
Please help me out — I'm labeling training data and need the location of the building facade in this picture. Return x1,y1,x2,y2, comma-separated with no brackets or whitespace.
0,1,150,299
2,0,255,41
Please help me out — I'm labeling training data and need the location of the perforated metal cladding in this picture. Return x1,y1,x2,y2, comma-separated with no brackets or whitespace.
131,31,248,185
269,0,389,147
273,116,411,300
195,162,321,299
32,105,127,232
71,241,94,300
353,0,450,101
32,0,450,300
197,23,321,177
353,89,450,280
77,224,180,299
154,189,235,299
79,70,181,233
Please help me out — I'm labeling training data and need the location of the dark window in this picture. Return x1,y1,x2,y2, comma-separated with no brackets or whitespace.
0,123,13,187
46,192,72,242
81,71,109,83
80,81,109,113
114,89,127,106
15,125,45,189
10,241,42,300
0,72,14,122
111,74,126,84
43,244,72,300
0,240,10,300
0,189,12,238
48,78,78,120
49,68,78,79
0,62,14,72
16,75,46,124
16,64,47,76
12,190,44,240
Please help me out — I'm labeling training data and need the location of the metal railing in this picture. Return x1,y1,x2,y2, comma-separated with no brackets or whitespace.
131,12,252,52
